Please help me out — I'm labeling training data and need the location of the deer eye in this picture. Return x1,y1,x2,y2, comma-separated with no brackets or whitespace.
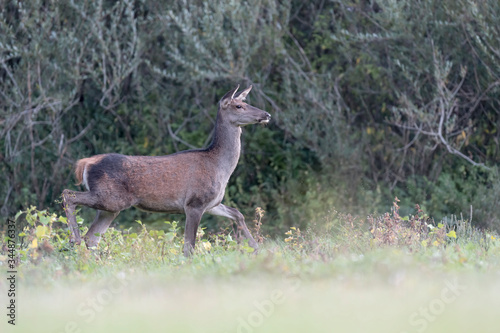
236,105,243,109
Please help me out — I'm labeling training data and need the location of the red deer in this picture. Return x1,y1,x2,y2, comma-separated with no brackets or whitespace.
62,85,271,256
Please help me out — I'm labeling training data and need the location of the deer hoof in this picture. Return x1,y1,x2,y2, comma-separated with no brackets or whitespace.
83,236,99,249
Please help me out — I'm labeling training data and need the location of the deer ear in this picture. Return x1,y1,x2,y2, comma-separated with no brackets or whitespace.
220,85,240,108
234,85,252,101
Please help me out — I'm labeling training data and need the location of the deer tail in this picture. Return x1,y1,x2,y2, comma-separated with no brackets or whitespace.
74,158,91,186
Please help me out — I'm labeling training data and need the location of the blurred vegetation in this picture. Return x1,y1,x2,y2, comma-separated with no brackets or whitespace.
1,205,500,333
1,0,499,233
3,204,498,273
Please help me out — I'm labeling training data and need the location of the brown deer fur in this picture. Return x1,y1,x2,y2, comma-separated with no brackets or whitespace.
62,85,271,256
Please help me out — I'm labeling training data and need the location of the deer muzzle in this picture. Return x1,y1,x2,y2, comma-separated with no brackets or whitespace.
259,112,271,124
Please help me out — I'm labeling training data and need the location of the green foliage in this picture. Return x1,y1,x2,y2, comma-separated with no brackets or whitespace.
395,166,500,230
2,205,497,276
7,206,253,271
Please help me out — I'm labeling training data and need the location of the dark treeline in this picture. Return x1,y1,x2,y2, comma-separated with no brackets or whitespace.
1,0,499,232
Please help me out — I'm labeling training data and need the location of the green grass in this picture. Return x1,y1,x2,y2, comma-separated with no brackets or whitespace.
1,203,500,333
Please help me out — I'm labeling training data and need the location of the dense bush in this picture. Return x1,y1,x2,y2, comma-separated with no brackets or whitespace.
1,0,499,233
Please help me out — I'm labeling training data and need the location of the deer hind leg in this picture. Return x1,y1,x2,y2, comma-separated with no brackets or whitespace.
183,208,204,257
84,210,120,248
62,189,100,245
207,204,258,251
62,188,130,246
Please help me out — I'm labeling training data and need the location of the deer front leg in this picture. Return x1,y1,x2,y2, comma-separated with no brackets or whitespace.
183,208,204,257
206,204,258,251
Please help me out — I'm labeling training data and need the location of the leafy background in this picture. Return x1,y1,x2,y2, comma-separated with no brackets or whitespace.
1,0,499,234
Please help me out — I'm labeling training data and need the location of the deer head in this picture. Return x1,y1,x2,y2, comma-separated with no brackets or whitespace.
219,85,271,126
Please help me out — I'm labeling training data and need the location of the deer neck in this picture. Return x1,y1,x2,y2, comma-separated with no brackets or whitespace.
207,112,242,176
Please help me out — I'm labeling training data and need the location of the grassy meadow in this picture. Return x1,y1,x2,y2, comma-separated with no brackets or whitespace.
1,201,500,333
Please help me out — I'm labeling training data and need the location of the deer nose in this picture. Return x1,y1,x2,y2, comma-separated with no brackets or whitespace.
259,112,271,123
